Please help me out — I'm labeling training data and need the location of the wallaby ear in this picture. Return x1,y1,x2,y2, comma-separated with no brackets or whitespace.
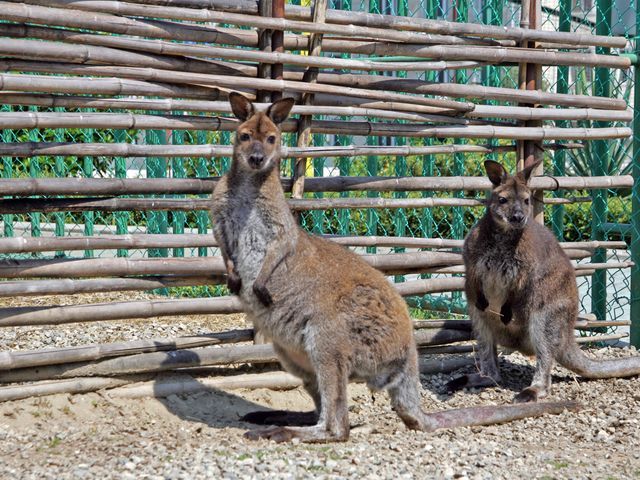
518,160,543,184
266,97,295,125
484,160,508,187
229,92,254,122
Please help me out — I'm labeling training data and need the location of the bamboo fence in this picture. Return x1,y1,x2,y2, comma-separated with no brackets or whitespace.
0,0,633,401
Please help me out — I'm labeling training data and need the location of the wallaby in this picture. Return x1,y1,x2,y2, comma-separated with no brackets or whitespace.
211,93,577,443
449,160,640,403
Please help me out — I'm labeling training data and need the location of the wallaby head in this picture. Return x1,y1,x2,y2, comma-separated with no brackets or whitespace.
228,92,295,174
484,159,542,231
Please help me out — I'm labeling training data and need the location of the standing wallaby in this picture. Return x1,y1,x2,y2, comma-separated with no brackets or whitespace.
211,93,577,443
449,160,640,403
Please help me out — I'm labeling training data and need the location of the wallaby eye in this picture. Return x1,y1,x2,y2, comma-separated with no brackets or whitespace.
267,135,277,144
498,197,508,204
524,198,530,205
239,132,250,142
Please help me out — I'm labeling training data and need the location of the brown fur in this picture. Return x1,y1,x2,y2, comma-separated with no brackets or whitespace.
211,95,579,442
450,160,640,403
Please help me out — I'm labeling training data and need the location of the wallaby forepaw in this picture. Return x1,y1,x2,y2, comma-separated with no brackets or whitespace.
244,426,295,443
227,272,242,295
513,388,538,403
253,283,273,306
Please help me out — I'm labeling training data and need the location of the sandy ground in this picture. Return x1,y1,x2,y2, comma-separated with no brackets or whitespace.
0,293,639,479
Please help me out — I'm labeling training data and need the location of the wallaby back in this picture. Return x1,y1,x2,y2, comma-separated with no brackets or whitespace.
452,160,640,403
212,95,578,442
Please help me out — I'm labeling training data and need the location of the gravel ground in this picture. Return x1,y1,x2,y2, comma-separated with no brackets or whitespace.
1,293,639,479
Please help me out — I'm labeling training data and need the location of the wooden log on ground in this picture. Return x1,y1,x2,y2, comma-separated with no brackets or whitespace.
0,329,253,370
0,296,243,327
0,328,473,383
0,376,136,402
0,175,632,196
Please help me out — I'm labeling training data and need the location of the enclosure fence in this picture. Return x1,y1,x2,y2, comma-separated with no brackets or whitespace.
0,0,637,399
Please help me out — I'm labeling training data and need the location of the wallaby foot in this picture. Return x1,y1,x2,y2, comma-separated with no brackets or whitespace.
513,387,539,403
241,410,318,426
244,424,349,443
446,373,499,392
253,282,273,307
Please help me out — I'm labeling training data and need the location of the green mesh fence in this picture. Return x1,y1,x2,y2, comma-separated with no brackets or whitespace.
0,0,638,345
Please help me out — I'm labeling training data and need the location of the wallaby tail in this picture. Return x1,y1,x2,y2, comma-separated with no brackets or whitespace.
423,401,580,432
559,342,640,379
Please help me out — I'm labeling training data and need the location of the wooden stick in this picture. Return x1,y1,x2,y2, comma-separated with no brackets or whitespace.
0,72,221,99
0,35,250,76
0,328,470,382
13,0,628,54
0,251,463,280
0,24,484,73
0,61,473,112
0,275,225,297
284,3,627,48
0,329,253,370
0,93,630,123
0,175,631,196
0,142,496,158
0,376,135,402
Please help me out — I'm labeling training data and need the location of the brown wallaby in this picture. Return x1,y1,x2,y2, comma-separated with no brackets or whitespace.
449,160,640,403
211,93,577,443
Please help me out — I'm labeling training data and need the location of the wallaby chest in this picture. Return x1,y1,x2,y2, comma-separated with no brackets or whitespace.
474,240,524,310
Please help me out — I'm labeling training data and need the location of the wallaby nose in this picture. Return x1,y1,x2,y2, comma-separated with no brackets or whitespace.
248,155,264,168
511,211,525,224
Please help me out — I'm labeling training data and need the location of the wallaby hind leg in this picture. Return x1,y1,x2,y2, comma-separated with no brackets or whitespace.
387,350,434,432
513,313,558,403
244,350,350,443
242,344,320,426
447,316,501,392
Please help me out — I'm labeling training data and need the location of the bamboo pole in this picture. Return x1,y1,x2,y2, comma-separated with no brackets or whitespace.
10,0,629,55
0,329,253,370
0,36,250,77
0,233,621,255
0,376,135,402
0,142,537,159
0,251,463,281
0,61,473,112
0,196,486,215
310,73,628,110
0,275,225,297
0,72,221,100
0,175,631,196
283,3,627,48
0,327,472,383
0,107,630,138
0,93,631,123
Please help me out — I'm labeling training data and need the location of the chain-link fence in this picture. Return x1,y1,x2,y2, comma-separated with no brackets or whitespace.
0,0,637,343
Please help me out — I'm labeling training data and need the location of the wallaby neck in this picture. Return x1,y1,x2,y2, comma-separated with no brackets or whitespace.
480,213,526,247
227,157,284,195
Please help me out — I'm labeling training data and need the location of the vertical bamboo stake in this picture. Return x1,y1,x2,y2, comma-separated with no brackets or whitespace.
271,0,285,102
291,0,328,214
518,0,544,223
552,0,572,239
591,0,613,322
257,0,273,103
631,5,640,348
